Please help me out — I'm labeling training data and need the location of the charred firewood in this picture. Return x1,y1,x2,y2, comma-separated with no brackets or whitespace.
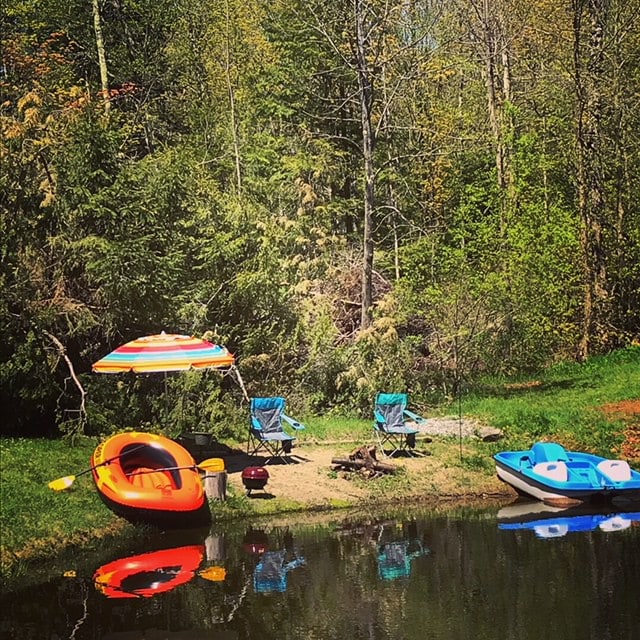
331,446,397,475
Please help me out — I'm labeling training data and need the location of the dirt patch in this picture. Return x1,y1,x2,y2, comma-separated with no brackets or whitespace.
415,416,501,440
222,438,510,510
598,400,640,462
598,399,640,419
187,417,506,509
226,447,370,505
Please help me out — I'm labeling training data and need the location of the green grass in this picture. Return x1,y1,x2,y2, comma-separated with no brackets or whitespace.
295,415,371,443
0,437,113,551
1,346,638,579
456,346,640,455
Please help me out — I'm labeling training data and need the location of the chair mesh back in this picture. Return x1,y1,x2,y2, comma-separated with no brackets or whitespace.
254,407,283,434
379,403,405,430
251,397,286,434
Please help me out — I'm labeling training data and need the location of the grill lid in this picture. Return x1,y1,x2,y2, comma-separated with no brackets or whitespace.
241,466,270,480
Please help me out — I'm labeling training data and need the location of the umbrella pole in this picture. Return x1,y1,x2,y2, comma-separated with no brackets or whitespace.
231,365,250,402
164,371,169,428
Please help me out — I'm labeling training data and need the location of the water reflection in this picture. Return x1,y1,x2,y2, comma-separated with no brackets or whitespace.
497,500,640,539
253,551,305,593
2,503,639,640
378,540,428,580
102,630,237,639
378,520,429,580
243,527,305,593
93,545,205,598
333,516,431,581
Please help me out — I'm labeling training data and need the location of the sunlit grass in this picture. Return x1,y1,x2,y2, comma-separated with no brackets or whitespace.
456,346,640,454
295,415,371,443
0,438,111,551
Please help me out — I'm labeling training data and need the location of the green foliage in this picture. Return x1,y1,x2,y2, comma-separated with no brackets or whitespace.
2,0,639,436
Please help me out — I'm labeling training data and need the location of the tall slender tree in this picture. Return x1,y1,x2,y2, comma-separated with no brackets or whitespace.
91,0,110,113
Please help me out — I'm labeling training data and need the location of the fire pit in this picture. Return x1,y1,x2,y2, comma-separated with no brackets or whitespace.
241,466,270,496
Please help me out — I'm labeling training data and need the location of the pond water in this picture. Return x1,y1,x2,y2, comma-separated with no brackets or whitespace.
1,500,639,640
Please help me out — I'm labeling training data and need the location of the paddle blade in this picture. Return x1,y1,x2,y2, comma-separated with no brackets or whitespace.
48,475,76,491
199,566,226,582
198,458,225,472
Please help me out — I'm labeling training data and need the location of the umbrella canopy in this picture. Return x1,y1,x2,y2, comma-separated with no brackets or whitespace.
92,332,235,374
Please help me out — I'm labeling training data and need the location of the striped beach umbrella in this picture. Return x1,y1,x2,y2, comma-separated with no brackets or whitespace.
92,333,246,426
92,332,235,374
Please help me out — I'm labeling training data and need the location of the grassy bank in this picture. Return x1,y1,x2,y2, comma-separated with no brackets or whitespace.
1,347,638,581
457,346,639,456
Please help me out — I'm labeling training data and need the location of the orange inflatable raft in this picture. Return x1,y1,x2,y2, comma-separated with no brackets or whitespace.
91,432,211,529
93,545,205,598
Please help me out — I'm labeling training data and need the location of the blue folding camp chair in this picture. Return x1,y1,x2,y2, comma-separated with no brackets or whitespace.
374,393,427,457
247,396,305,464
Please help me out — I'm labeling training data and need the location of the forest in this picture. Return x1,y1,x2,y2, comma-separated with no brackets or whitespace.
2,0,639,438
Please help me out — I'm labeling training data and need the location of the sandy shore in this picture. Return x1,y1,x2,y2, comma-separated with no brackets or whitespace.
221,435,513,511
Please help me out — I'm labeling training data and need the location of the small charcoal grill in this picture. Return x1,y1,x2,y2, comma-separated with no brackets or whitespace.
241,466,269,495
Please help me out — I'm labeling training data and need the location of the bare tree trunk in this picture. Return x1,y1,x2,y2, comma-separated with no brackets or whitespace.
472,0,515,356
573,0,610,360
44,331,87,435
92,0,110,114
480,0,507,192
354,0,375,330
224,0,242,194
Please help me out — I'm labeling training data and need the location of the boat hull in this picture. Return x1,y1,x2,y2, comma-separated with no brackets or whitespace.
494,442,640,505
91,432,211,529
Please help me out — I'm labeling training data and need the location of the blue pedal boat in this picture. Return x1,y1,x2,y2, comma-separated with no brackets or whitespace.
494,442,640,505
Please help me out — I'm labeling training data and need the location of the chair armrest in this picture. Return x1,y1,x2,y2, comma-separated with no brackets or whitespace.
403,409,426,424
285,557,306,570
282,413,305,430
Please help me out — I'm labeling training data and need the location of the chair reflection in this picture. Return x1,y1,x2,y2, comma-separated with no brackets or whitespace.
377,539,428,580
244,526,305,593
253,550,305,593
